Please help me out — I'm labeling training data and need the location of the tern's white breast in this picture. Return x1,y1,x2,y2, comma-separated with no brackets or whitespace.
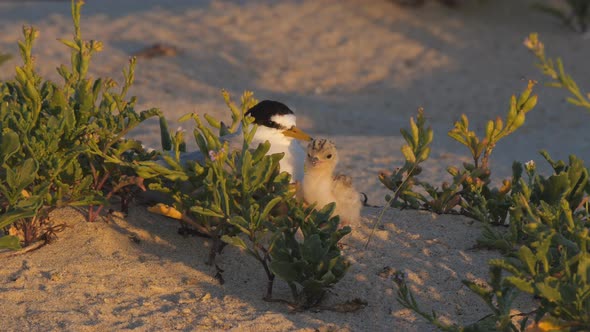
252,126,305,183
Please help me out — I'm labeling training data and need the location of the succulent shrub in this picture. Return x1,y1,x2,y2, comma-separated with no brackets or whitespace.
492,199,590,329
394,266,526,332
448,80,537,224
56,1,161,221
525,33,590,111
136,91,268,263
379,81,537,224
0,131,42,250
393,35,590,331
269,202,351,309
378,107,437,210
0,0,163,249
136,91,351,307
480,36,590,331
0,25,100,249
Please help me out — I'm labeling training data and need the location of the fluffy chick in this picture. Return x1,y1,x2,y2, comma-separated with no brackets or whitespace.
302,138,361,225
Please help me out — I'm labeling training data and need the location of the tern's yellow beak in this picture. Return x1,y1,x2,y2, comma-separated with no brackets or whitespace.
282,126,312,141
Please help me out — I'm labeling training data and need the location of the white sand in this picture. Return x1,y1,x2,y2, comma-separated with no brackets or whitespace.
1,0,589,330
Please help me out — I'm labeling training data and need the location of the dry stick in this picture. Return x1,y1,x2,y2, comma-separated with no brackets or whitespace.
0,241,45,258
364,163,418,249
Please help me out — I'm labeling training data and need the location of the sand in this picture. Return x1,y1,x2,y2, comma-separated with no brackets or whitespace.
1,0,589,331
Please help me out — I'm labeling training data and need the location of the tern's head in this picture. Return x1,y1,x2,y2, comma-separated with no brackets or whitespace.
245,100,312,142
305,138,338,172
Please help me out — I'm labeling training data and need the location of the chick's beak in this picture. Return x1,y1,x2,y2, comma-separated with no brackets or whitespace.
282,126,312,141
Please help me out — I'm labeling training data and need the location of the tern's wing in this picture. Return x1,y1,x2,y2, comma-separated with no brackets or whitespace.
178,150,205,165
154,150,205,167
221,122,244,152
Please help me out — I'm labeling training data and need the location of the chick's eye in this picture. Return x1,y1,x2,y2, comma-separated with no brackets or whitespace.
326,154,333,159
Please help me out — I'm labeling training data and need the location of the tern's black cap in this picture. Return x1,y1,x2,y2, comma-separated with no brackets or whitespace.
245,100,294,130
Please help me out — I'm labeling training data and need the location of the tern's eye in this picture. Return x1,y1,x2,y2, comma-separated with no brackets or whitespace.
326,154,333,159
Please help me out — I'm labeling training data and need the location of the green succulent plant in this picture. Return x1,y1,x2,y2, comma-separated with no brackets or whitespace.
380,81,536,224
56,1,161,221
137,90,351,307
394,265,526,332
492,190,590,328
0,132,40,250
270,202,351,308
378,107,433,210
525,33,590,112
393,34,590,331
136,91,273,263
0,0,165,249
0,24,99,249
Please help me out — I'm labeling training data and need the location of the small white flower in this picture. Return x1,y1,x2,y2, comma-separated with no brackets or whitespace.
208,150,218,161
208,147,226,161
524,160,536,173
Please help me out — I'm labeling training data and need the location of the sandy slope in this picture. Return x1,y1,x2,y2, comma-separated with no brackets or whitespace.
1,207,502,331
1,0,589,331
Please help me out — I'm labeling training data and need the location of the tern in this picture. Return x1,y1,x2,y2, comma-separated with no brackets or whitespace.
245,100,311,183
172,100,311,183
146,101,312,220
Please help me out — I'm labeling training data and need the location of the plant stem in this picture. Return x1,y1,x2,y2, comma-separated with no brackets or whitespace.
288,282,299,302
255,245,275,300
365,163,418,249
262,258,275,300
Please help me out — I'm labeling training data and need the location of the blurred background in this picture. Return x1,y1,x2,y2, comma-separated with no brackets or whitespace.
1,0,588,202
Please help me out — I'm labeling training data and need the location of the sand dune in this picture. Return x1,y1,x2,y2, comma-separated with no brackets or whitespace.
1,0,588,330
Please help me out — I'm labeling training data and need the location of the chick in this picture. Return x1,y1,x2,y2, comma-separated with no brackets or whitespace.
302,138,362,225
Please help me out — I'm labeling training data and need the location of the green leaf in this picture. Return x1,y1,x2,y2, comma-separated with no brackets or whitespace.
400,129,414,148
577,253,590,284
401,145,416,163
58,38,80,50
221,235,248,251
227,216,251,234
158,116,172,151
260,196,283,221
270,260,300,283
535,280,562,303
204,113,221,129
0,208,37,229
0,235,21,250
190,206,225,218
541,173,569,205
178,113,195,123
251,141,271,163
6,158,38,193
302,234,325,264
489,258,522,276
448,130,468,147
409,117,419,147
0,130,20,162
505,276,534,294
416,146,430,163
462,280,491,300
518,246,537,275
